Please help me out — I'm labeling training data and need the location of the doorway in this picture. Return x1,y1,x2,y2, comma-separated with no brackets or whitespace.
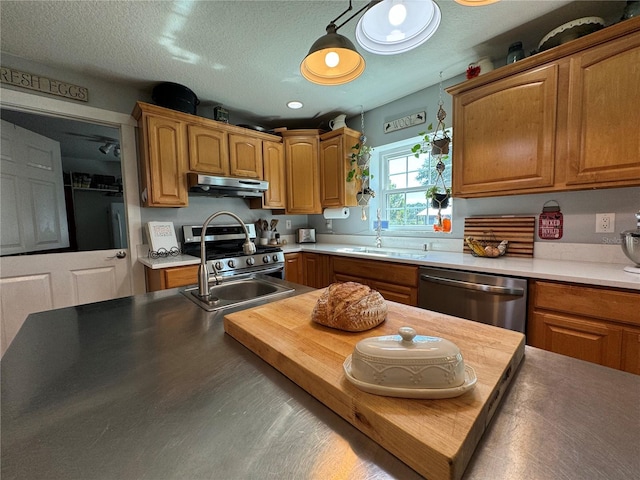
0,88,144,356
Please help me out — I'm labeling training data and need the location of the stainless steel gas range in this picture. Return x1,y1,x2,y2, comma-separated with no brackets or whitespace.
181,223,285,280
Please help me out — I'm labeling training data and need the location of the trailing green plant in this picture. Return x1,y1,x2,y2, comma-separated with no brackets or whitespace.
426,185,451,200
412,103,452,158
347,143,374,183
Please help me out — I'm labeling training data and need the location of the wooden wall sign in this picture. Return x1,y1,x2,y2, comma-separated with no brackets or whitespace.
0,67,88,102
384,111,426,133
539,201,563,240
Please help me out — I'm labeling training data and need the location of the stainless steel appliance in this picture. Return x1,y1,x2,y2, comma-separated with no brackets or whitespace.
182,223,285,280
419,267,527,333
296,228,316,243
187,173,268,198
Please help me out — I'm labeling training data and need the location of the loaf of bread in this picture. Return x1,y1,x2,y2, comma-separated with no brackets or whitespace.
312,282,387,332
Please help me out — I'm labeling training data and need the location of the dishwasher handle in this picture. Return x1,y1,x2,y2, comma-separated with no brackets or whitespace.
420,274,525,296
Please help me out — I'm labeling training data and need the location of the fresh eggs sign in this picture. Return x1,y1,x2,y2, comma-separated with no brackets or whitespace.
1,67,88,102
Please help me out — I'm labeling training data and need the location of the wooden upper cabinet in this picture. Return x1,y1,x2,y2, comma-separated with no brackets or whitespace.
282,130,321,214
447,19,640,197
320,127,360,207
451,64,558,196
134,108,189,207
228,133,263,179
187,124,229,175
262,140,286,208
564,32,640,187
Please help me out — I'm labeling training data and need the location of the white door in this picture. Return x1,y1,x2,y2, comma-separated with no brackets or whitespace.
0,89,144,357
0,251,132,353
1,119,70,254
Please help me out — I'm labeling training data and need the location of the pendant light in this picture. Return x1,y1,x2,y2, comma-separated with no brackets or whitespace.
356,0,441,55
301,1,378,85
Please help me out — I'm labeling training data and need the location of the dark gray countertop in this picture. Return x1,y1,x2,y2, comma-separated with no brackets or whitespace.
2,277,639,480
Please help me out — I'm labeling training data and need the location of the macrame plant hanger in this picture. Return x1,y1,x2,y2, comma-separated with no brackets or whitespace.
357,107,370,221
431,72,450,227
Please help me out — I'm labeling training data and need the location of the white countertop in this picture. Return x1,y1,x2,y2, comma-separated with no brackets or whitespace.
138,243,640,291
138,254,200,269
292,243,640,290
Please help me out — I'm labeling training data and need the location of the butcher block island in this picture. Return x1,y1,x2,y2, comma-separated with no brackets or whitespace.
224,289,525,480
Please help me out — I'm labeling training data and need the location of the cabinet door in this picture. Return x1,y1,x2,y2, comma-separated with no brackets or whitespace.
229,133,263,179
452,64,558,196
284,253,303,284
565,33,640,186
320,128,360,207
333,273,416,306
303,253,329,288
621,327,640,375
143,114,188,207
285,135,321,214
146,265,198,292
320,135,344,207
332,257,418,288
187,124,229,175
530,311,622,369
262,140,286,208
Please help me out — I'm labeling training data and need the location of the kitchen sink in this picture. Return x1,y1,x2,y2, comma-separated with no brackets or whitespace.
336,247,427,259
182,276,294,312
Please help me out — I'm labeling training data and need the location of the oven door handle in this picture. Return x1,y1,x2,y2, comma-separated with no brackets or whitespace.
420,274,525,296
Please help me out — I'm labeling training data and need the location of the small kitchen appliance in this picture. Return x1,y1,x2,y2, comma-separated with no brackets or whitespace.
182,224,285,279
621,210,640,274
296,228,316,244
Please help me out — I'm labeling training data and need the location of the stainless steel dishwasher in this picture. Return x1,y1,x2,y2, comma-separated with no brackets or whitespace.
419,267,527,333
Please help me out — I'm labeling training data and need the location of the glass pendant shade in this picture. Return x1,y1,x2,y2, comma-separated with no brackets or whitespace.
454,0,501,6
356,0,441,55
300,23,366,85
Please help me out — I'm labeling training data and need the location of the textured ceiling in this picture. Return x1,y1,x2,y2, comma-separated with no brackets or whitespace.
0,0,628,129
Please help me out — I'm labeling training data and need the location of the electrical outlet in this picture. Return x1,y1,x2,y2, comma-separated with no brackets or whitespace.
285,220,292,230
595,213,615,233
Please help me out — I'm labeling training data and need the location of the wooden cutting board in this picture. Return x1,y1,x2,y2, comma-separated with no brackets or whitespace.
464,216,536,257
224,290,525,480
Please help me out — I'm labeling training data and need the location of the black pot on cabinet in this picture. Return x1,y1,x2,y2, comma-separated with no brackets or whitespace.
152,82,200,115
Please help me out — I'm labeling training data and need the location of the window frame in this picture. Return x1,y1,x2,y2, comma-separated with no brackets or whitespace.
378,129,453,232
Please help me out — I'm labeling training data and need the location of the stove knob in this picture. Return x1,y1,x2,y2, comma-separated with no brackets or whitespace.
272,254,279,262
246,257,255,266
214,261,223,271
262,256,270,263
228,259,235,268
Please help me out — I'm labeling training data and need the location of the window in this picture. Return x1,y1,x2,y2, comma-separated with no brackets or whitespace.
379,129,452,231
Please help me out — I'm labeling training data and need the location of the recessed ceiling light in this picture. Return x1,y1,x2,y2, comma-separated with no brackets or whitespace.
287,101,303,109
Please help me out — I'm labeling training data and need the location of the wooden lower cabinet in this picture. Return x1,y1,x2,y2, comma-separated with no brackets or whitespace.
528,280,640,374
284,253,303,284
146,265,198,292
331,257,418,306
284,252,330,288
622,327,640,375
303,253,330,289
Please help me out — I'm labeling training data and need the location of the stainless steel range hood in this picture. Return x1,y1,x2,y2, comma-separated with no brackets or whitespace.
187,173,268,198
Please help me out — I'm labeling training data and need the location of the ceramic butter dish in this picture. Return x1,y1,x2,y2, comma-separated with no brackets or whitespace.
343,326,477,399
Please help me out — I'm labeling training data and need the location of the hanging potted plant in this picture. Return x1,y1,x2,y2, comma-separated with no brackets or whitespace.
348,143,373,175
348,142,375,205
411,104,451,158
426,185,451,209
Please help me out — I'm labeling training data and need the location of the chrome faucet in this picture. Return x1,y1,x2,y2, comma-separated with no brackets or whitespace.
197,211,255,300
375,208,382,248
